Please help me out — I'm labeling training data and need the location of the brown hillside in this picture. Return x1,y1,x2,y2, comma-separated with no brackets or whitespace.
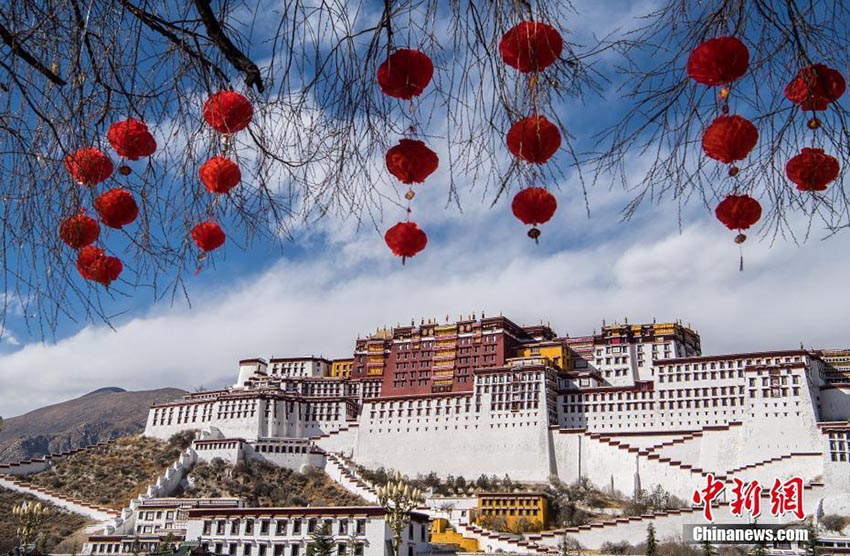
0,387,186,463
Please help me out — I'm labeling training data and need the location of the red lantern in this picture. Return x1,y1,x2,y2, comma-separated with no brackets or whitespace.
702,115,758,164
199,156,241,194
64,147,114,186
107,119,157,160
785,64,846,111
59,212,100,249
687,37,749,86
512,187,557,242
192,221,226,252
376,49,434,100
203,91,253,133
384,221,427,264
506,115,561,164
785,148,839,191
77,245,122,286
386,139,439,184
715,193,761,242
499,21,563,73
94,188,139,229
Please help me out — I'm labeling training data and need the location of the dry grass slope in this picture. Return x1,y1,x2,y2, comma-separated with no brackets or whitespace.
179,458,368,507
0,489,91,553
26,432,193,511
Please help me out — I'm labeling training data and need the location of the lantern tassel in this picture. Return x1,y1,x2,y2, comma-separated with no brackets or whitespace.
402,256,407,266
739,245,743,272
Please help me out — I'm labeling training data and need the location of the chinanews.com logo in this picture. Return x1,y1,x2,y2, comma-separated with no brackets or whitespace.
683,474,810,545
684,525,810,544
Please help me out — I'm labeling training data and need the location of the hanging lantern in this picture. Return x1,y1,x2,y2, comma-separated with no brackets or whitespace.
702,115,758,164
686,37,750,86
94,188,139,229
192,221,226,252
376,49,434,100
384,221,427,264
386,139,439,184
64,148,114,186
107,119,157,160
511,187,557,242
59,212,100,249
715,194,761,244
784,64,846,111
77,245,122,286
506,115,561,164
785,148,840,191
199,156,241,194
203,91,253,133
499,21,563,73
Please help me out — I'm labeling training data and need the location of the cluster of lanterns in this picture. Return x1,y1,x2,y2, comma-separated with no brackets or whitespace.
378,49,437,264
688,36,845,268
501,21,563,242
194,90,254,254
62,31,846,281
379,20,565,261
61,91,253,285
61,118,156,285
784,65,845,192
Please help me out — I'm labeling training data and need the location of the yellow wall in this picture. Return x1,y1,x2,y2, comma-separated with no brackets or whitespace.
430,518,479,552
517,345,570,371
476,494,548,529
330,359,354,379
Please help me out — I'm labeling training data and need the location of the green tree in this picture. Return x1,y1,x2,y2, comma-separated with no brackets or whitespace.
560,535,584,556
600,541,633,555
702,539,715,556
475,474,492,491
805,522,818,556
158,532,177,552
820,515,846,534
646,523,658,556
423,472,441,490
307,522,335,556
454,476,467,493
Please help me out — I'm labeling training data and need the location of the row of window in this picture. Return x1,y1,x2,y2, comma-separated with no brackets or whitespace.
202,541,364,556
203,518,367,537
656,356,802,373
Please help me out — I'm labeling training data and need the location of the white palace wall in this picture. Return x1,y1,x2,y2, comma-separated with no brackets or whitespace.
353,394,553,481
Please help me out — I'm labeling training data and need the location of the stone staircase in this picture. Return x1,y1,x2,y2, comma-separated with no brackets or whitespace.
526,506,701,542
724,451,822,476
456,521,556,554
323,452,379,503
0,474,119,523
311,422,358,443
0,439,117,476
589,431,702,457
101,446,197,535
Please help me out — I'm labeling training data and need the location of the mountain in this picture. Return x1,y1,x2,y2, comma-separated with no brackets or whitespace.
0,387,186,463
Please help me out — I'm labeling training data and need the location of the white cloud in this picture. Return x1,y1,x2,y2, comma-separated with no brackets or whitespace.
1,175,848,418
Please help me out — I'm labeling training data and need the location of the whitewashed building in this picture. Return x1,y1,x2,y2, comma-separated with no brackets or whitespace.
185,506,431,556
141,316,850,530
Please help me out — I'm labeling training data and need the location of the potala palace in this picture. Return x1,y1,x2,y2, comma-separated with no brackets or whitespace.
11,314,849,555
144,315,850,498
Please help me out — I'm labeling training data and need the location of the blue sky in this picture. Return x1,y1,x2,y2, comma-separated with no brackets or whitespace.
1,0,849,418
